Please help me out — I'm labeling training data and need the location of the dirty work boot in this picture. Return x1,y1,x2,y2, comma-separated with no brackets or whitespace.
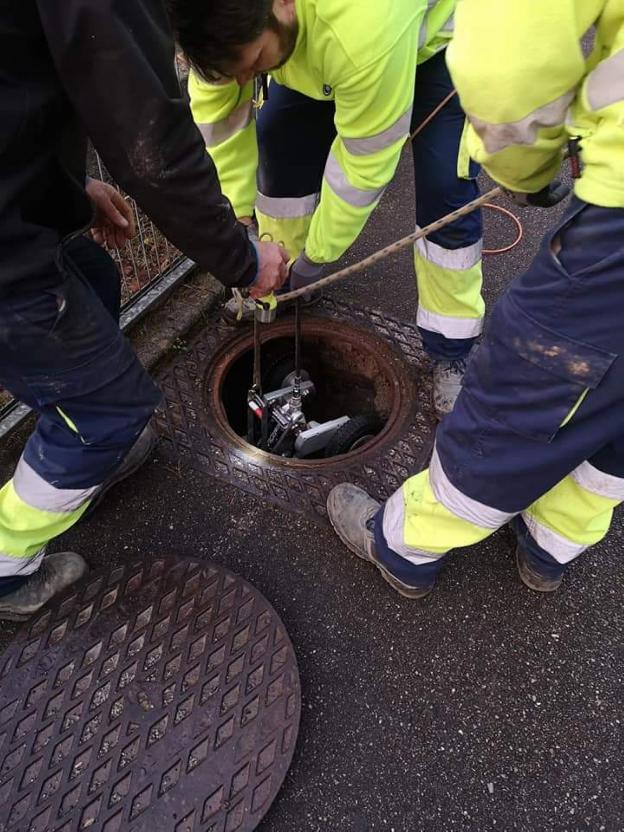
0,552,88,622
81,421,158,520
515,545,563,593
433,357,468,419
327,483,433,599
222,288,322,325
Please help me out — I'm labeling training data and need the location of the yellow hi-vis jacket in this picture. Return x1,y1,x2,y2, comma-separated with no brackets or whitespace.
447,0,624,208
189,0,456,265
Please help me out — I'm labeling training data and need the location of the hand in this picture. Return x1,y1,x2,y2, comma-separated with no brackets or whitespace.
249,240,289,299
86,178,136,248
289,253,325,291
504,180,570,208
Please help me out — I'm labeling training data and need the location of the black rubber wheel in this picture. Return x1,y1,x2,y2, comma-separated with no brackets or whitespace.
263,353,310,392
324,414,381,457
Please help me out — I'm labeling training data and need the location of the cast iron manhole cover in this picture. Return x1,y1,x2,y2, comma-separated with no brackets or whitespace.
155,298,435,522
0,557,300,832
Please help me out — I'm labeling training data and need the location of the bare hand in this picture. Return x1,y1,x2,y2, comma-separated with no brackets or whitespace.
250,241,289,299
86,178,136,249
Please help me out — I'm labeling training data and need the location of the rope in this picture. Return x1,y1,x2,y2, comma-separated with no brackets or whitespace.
408,89,458,142
276,186,501,304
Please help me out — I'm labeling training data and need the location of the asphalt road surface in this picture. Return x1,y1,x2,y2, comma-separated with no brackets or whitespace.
1,152,622,832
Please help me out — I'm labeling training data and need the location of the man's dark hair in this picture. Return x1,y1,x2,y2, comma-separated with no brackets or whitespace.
167,0,278,81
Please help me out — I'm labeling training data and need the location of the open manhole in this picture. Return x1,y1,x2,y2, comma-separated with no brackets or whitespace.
0,556,300,832
212,318,400,463
155,298,435,522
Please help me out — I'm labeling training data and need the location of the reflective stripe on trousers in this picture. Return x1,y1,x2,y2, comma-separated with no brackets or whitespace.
374,444,512,585
409,50,484,359
521,460,624,565
0,457,95,577
414,233,484,340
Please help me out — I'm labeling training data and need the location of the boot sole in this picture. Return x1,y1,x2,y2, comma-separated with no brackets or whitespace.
328,513,431,600
515,550,561,593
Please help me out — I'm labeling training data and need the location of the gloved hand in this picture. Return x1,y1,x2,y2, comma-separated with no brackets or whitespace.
504,180,570,208
289,253,325,292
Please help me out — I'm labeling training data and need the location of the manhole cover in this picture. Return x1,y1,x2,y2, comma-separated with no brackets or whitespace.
156,298,435,522
0,557,300,832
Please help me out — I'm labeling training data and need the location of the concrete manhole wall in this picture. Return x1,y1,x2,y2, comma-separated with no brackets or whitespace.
155,298,436,523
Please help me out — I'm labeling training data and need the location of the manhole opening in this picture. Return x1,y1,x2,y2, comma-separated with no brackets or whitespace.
157,298,435,519
208,318,404,464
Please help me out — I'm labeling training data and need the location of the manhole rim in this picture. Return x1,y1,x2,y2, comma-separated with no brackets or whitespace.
204,316,416,470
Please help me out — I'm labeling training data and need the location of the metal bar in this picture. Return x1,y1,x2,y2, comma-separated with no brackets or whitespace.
149,220,163,275
293,297,302,398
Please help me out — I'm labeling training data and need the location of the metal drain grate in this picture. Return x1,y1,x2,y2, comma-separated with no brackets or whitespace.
0,557,300,832
155,298,436,522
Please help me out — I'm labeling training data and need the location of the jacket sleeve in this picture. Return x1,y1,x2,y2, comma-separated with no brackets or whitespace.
188,73,258,220
36,0,257,288
304,36,416,265
446,0,599,193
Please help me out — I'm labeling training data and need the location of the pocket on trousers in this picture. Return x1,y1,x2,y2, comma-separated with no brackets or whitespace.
549,200,624,280
462,296,615,442
14,275,134,406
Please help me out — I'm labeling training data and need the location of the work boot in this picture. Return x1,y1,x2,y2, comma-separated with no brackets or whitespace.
222,288,322,325
0,552,88,622
81,421,158,520
515,545,563,593
433,357,468,419
327,483,433,600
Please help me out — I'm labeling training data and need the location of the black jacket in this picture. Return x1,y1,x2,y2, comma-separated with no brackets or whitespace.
0,0,256,295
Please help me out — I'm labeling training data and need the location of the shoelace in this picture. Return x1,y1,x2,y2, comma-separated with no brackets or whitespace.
446,357,468,373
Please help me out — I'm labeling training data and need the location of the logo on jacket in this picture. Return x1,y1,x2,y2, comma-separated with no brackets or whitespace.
322,84,333,97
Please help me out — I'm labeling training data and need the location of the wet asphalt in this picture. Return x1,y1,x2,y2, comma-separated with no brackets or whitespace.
1,155,623,832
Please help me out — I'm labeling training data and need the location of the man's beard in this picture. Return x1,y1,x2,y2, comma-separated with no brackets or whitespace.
273,19,299,69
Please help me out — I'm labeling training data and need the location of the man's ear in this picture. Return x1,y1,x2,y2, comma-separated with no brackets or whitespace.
274,0,297,22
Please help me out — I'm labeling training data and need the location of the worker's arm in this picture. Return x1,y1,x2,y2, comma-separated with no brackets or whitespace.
446,0,600,194
301,39,416,271
188,73,258,220
36,0,257,288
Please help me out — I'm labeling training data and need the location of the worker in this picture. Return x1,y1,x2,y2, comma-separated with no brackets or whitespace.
0,0,289,622
170,0,487,417
326,0,624,598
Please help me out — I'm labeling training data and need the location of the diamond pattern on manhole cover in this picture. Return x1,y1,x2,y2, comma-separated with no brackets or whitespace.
0,557,300,831
155,298,435,522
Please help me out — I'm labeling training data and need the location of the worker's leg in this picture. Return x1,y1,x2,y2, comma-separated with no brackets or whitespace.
330,199,624,593
256,81,336,259
513,437,624,590
0,239,161,602
411,49,484,414
63,234,122,322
